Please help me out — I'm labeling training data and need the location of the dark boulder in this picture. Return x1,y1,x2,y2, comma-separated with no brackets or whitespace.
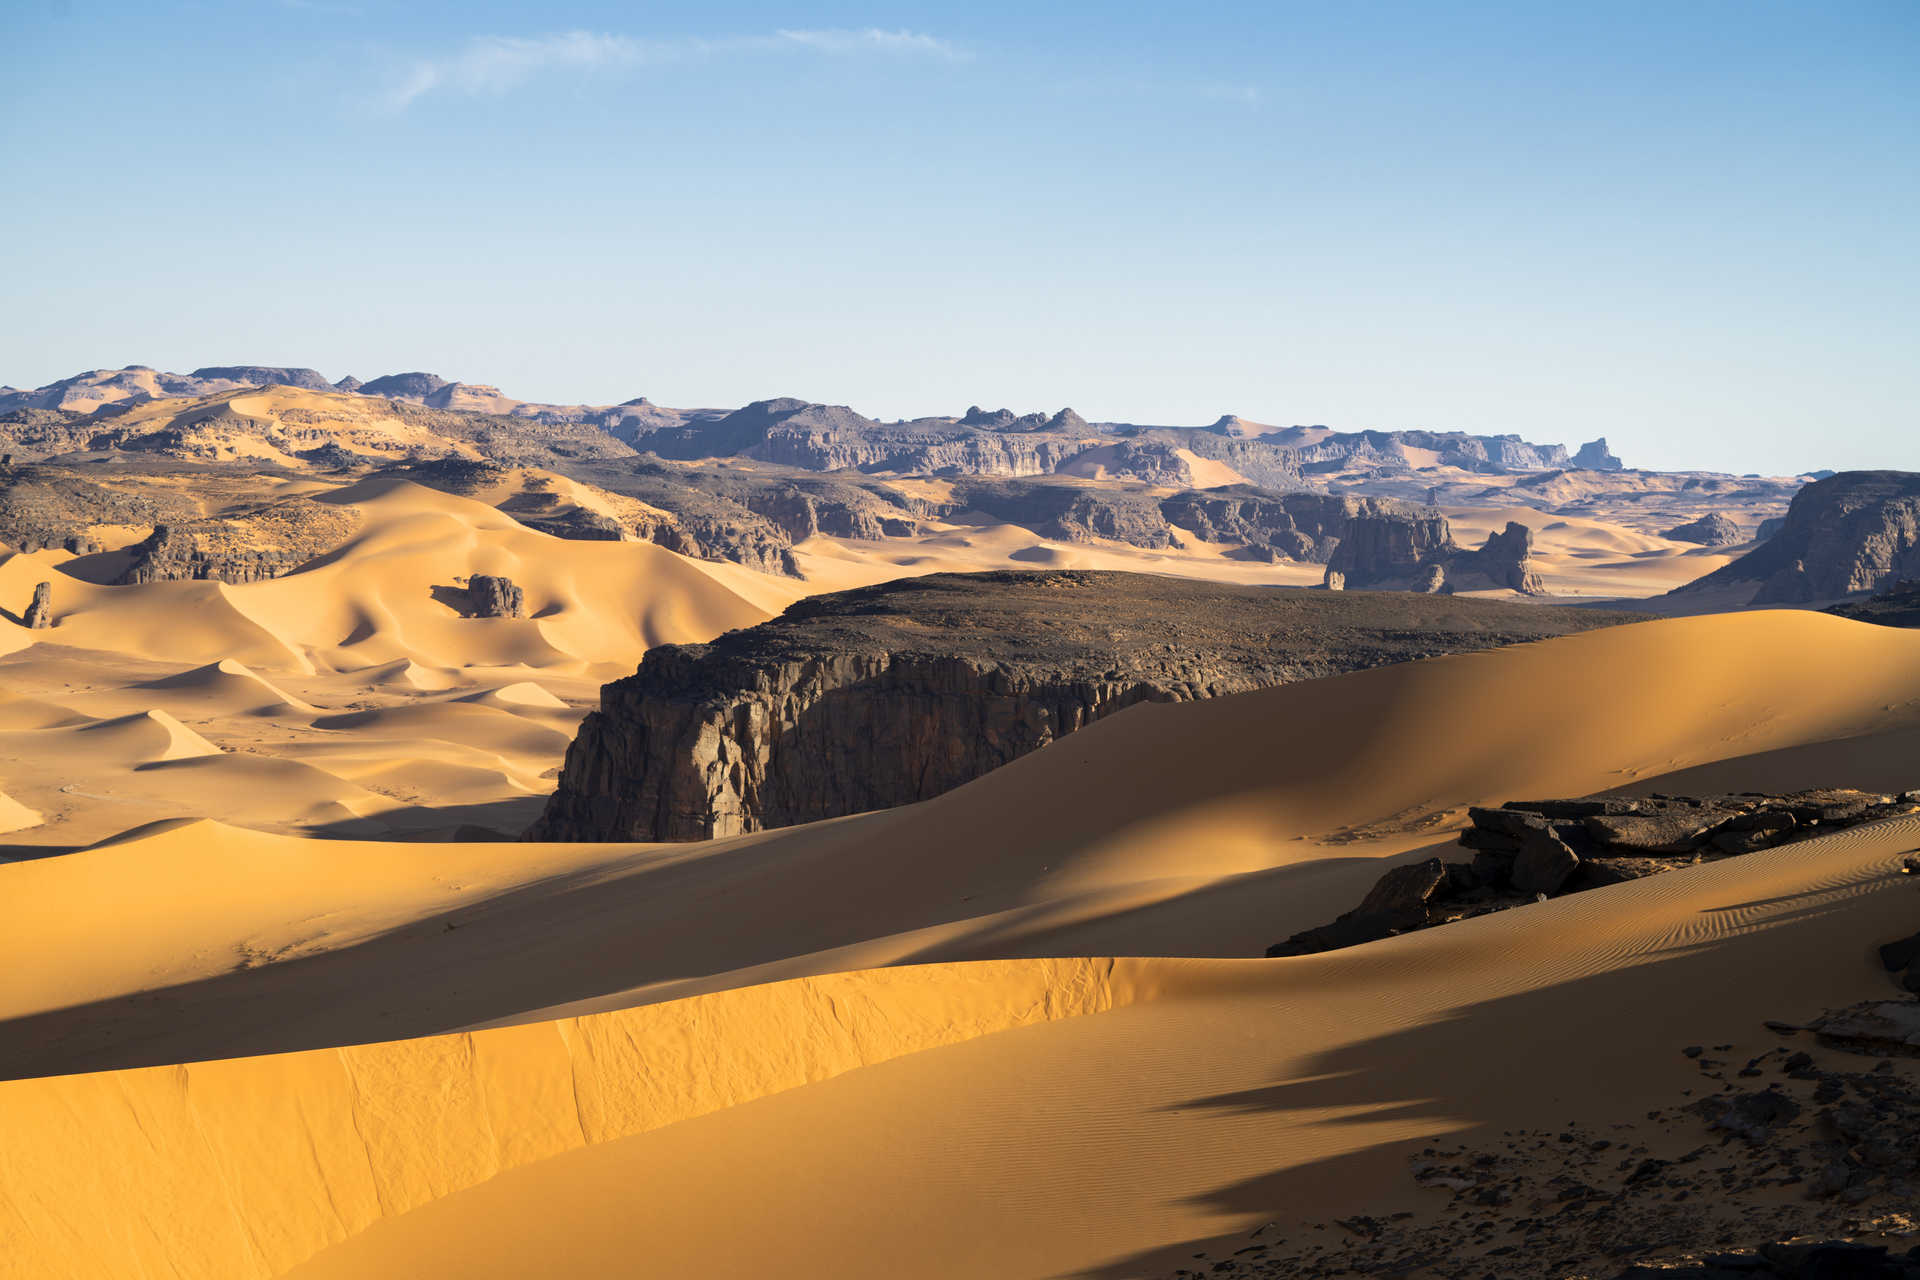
1665,512,1743,545
1511,827,1580,895
1267,858,1445,956
467,574,524,619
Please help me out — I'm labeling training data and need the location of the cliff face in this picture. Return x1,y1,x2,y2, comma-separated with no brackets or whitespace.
527,571,1641,842
1674,471,1920,604
534,648,1181,842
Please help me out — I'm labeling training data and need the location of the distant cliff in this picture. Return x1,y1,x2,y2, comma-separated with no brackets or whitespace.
1673,471,1920,604
526,571,1639,842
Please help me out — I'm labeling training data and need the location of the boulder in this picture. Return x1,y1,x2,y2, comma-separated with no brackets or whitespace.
467,574,524,619
1663,512,1742,545
1350,858,1449,928
22,581,51,629
1266,858,1446,956
1511,827,1580,895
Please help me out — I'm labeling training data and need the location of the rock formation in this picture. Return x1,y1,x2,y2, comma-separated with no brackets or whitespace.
1674,471,1920,605
1664,511,1742,545
527,571,1641,843
1323,509,1545,594
466,575,524,619
22,581,51,629
1269,788,1920,956
115,524,312,585
1573,437,1625,470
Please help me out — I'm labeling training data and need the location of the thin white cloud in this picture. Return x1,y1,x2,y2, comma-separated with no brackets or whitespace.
380,28,965,111
1199,83,1262,107
773,28,966,60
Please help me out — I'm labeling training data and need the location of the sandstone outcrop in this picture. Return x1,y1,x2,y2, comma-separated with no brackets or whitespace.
1269,788,1920,956
1573,437,1624,470
115,523,310,585
466,575,524,619
22,581,51,629
1322,509,1545,594
1664,511,1742,545
1675,471,1920,604
527,571,1641,843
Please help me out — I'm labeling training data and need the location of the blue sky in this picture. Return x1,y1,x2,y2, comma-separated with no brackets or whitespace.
1,0,1914,473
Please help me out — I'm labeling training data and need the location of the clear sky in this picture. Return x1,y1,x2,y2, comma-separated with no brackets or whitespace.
2,0,1914,474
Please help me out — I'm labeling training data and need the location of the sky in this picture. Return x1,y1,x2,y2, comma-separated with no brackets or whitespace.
1,0,1914,474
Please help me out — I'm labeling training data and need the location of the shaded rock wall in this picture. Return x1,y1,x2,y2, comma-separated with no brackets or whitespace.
528,571,1641,842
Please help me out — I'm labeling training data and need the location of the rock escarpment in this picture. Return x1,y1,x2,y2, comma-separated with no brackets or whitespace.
1675,471,1920,605
527,571,1641,842
22,582,51,629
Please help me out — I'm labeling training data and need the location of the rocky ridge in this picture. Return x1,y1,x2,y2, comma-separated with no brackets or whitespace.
527,572,1642,842
1270,790,1920,957
1826,581,1920,629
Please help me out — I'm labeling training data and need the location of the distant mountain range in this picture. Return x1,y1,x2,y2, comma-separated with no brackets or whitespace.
0,363,1625,479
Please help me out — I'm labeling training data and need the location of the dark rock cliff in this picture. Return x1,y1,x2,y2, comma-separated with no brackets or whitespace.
526,570,1641,842
1674,471,1920,604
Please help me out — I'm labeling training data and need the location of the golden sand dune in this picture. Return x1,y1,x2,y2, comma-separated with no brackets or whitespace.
0,790,40,834
0,610,1917,1280
3,610,1916,1077
0,479,780,846
3,814,1915,1280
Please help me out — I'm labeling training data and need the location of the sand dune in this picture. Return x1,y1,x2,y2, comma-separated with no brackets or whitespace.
3,813,1915,1280
136,658,319,715
0,791,40,833
2,610,1916,1067
0,479,781,846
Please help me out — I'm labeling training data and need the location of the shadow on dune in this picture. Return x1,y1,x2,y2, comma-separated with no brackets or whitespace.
0,834,1396,1081
1064,884,1898,1280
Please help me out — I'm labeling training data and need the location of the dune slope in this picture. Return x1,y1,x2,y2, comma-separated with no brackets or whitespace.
3,610,1918,1079
2,815,1915,1280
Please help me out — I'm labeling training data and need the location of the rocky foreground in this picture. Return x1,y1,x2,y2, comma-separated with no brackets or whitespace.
1167,996,1920,1278
1272,790,1920,957
527,571,1643,842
